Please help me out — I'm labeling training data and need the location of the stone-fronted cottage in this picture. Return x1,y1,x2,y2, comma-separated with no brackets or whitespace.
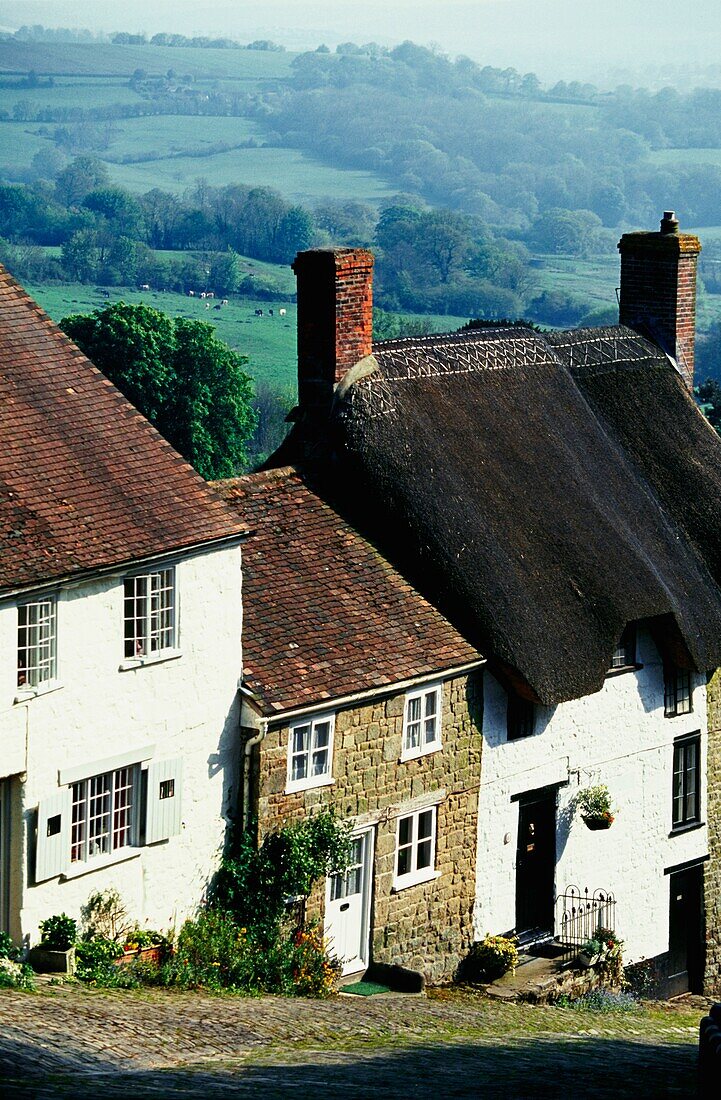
215,468,484,981
0,267,246,946
262,218,721,995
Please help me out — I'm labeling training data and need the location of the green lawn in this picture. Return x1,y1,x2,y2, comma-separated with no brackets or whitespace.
0,78,143,113
530,254,620,314
102,114,261,162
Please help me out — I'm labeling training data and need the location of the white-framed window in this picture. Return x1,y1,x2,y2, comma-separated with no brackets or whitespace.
401,683,442,760
394,806,438,889
123,567,175,659
35,754,184,882
71,765,137,863
286,713,335,793
17,596,57,691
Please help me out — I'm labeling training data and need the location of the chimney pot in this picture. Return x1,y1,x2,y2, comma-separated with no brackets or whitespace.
661,210,679,234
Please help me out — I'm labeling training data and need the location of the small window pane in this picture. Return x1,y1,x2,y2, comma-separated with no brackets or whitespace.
424,691,437,718
408,697,421,723
314,722,330,749
311,748,328,775
417,810,433,840
416,839,432,870
398,816,412,847
397,846,411,877
293,725,310,754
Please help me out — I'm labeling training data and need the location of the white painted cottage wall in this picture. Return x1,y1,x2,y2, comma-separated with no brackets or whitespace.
0,542,242,945
475,626,708,964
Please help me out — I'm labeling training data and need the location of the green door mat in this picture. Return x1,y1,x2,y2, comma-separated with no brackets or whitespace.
342,980,391,996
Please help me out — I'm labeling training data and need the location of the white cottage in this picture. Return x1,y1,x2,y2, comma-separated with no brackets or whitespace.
267,218,721,994
0,267,246,947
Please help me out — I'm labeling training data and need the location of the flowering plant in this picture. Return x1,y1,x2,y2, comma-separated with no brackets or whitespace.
576,785,615,827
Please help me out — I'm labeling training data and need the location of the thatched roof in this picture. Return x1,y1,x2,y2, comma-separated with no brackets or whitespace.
277,324,721,706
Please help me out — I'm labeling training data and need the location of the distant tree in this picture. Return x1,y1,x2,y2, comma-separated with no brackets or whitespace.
208,248,242,295
60,303,257,479
55,157,109,207
697,377,721,432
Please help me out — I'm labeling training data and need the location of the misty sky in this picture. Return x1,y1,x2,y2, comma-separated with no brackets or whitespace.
2,1,721,84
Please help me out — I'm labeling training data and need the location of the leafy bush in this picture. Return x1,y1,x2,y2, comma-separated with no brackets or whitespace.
0,957,36,991
0,931,19,961
160,911,337,997
460,933,519,982
38,913,77,950
75,936,124,985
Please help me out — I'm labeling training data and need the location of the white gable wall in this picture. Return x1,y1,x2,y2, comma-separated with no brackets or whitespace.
475,626,707,964
0,542,242,945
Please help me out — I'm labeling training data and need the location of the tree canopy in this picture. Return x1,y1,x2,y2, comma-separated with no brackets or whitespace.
61,302,257,479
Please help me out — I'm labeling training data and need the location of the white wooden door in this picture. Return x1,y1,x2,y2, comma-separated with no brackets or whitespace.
0,779,10,934
325,828,373,975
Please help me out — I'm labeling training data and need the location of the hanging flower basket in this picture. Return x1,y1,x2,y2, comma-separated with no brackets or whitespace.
576,786,615,831
582,812,615,831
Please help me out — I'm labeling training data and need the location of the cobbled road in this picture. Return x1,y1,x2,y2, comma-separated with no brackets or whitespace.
0,985,705,1098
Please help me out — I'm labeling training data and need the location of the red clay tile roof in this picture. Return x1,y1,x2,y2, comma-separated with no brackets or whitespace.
214,467,483,715
0,266,247,592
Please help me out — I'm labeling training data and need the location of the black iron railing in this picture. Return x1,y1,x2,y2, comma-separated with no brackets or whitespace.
555,885,616,962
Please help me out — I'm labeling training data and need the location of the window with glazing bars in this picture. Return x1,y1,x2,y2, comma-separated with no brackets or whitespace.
124,569,175,659
17,597,57,688
507,694,535,740
664,666,692,717
672,735,700,829
609,624,636,670
402,685,441,758
71,765,135,863
395,807,436,885
287,715,333,789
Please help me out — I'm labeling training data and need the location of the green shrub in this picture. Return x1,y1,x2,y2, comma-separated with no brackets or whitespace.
38,913,77,950
0,931,19,961
576,785,614,824
0,957,35,990
75,936,124,985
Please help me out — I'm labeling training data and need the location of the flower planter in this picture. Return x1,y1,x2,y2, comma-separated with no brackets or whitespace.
115,944,164,967
582,815,614,831
28,945,76,976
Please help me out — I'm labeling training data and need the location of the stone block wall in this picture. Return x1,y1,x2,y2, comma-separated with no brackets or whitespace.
705,669,721,994
256,673,482,983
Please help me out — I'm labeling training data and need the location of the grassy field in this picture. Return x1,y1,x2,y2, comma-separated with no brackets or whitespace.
530,254,620,317
109,144,395,203
26,280,466,390
0,41,296,81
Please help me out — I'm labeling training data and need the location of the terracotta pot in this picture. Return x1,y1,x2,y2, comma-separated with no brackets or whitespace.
115,944,164,967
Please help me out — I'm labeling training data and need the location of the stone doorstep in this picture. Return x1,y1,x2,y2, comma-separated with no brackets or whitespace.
481,955,582,1004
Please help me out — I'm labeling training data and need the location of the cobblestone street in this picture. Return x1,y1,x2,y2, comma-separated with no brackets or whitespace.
0,985,705,1098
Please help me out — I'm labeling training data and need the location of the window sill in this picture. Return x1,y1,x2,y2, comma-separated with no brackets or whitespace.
392,869,441,893
605,663,643,679
14,679,63,704
669,820,705,838
400,741,442,764
285,775,335,795
61,847,142,881
664,711,694,719
118,648,182,672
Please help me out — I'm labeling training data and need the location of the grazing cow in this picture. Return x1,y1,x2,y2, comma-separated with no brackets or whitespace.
205,303,210,309
221,299,229,306
255,309,263,317
206,292,215,299
188,290,195,297
268,309,274,316
102,290,110,298
139,283,150,291
200,292,207,299
213,304,221,310
279,308,286,316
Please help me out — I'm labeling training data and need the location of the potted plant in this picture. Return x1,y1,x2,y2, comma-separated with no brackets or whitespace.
115,928,168,967
576,785,615,830
29,913,77,976
578,935,603,967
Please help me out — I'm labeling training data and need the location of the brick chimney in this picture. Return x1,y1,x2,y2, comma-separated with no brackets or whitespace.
618,212,701,390
292,248,374,409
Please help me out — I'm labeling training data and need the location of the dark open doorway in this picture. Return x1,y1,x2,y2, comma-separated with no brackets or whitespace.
515,788,556,939
667,864,704,996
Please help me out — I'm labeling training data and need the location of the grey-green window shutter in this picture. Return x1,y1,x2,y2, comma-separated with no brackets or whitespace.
145,758,183,843
35,788,71,882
